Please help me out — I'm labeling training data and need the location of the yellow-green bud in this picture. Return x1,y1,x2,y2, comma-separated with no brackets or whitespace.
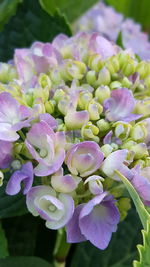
81,121,99,143
49,68,62,84
122,59,135,76
45,100,56,114
38,73,52,89
131,143,148,159
136,61,149,79
121,139,137,150
95,67,111,86
86,70,97,86
88,54,103,72
132,159,145,168
134,99,150,116
13,143,24,154
111,56,120,72
101,144,113,157
110,81,122,90
130,123,147,142
113,121,132,140
33,86,49,103
96,119,110,131
24,92,34,107
95,85,110,104
62,60,86,80
0,63,17,83
121,77,132,88
118,52,131,68
78,91,93,110
111,143,118,151
53,89,66,102
58,96,70,115
0,171,4,187
88,99,103,120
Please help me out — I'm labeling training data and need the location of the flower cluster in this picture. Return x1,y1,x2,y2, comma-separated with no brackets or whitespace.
74,2,150,60
1,31,150,250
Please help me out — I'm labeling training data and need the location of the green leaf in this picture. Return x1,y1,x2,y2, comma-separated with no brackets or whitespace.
0,222,9,258
39,0,100,22
115,171,150,230
70,208,142,267
133,221,150,267
0,175,27,218
0,0,22,30
0,256,52,267
0,0,72,62
116,31,124,49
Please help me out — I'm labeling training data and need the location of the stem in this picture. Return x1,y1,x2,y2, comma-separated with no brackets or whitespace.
53,229,71,267
18,130,26,141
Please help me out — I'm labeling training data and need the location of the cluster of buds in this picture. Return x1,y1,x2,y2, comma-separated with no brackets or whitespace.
1,32,150,250
74,2,150,60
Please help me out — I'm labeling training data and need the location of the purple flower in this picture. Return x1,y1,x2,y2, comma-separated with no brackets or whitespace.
101,149,133,181
84,175,104,195
14,42,61,83
6,162,33,195
26,185,74,229
51,167,81,193
25,121,65,176
0,140,13,169
0,92,31,141
131,166,150,206
104,88,141,122
66,192,120,249
65,141,104,177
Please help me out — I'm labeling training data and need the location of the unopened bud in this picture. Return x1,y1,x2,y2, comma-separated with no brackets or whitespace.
45,100,56,114
110,81,122,90
122,59,135,76
86,70,97,86
114,122,131,140
95,85,110,104
131,143,148,159
88,100,103,120
136,61,149,79
88,54,103,72
81,121,99,142
96,67,111,86
78,91,93,110
96,119,110,132
130,123,147,142
38,73,51,89
101,144,113,157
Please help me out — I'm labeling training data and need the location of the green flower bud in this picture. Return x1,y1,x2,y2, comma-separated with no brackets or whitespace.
101,144,113,157
110,81,122,90
130,122,147,142
53,89,66,102
33,86,49,103
24,92,34,107
62,60,86,80
131,143,148,159
58,95,70,115
88,99,103,120
118,52,131,68
81,121,99,143
49,68,62,84
113,121,132,140
134,99,150,116
78,91,93,110
110,56,120,72
96,119,110,131
88,54,103,72
116,198,131,221
86,70,97,86
111,143,118,151
121,77,132,88
13,143,24,154
0,171,4,187
45,100,56,114
95,67,111,86
0,63,17,83
122,59,135,76
121,139,137,150
136,61,149,79
38,73,52,89
95,85,110,104
132,159,145,168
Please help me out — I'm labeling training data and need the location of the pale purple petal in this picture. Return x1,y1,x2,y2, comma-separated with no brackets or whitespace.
0,141,13,168
66,204,87,243
79,193,120,250
6,162,33,195
39,113,57,129
104,88,140,122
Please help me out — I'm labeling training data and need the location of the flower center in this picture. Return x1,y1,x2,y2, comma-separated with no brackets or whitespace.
39,148,48,158
48,203,56,212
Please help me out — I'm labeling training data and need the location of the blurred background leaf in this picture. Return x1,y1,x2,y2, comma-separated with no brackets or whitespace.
0,174,27,218
0,222,9,258
0,0,71,62
69,208,142,267
0,0,22,31
105,0,150,33
39,0,100,22
0,256,52,267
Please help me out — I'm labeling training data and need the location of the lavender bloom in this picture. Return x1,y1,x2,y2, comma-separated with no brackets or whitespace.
25,121,65,176
26,185,74,229
51,167,81,193
0,141,13,169
101,149,133,181
6,162,33,195
65,141,104,177
74,2,150,60
66,192,120,249
131,166,150,206
84,175,104,195
104,88,141,122
14,42,61,83
0,92,31,141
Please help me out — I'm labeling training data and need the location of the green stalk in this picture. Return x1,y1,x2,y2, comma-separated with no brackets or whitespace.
53,229,71,267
